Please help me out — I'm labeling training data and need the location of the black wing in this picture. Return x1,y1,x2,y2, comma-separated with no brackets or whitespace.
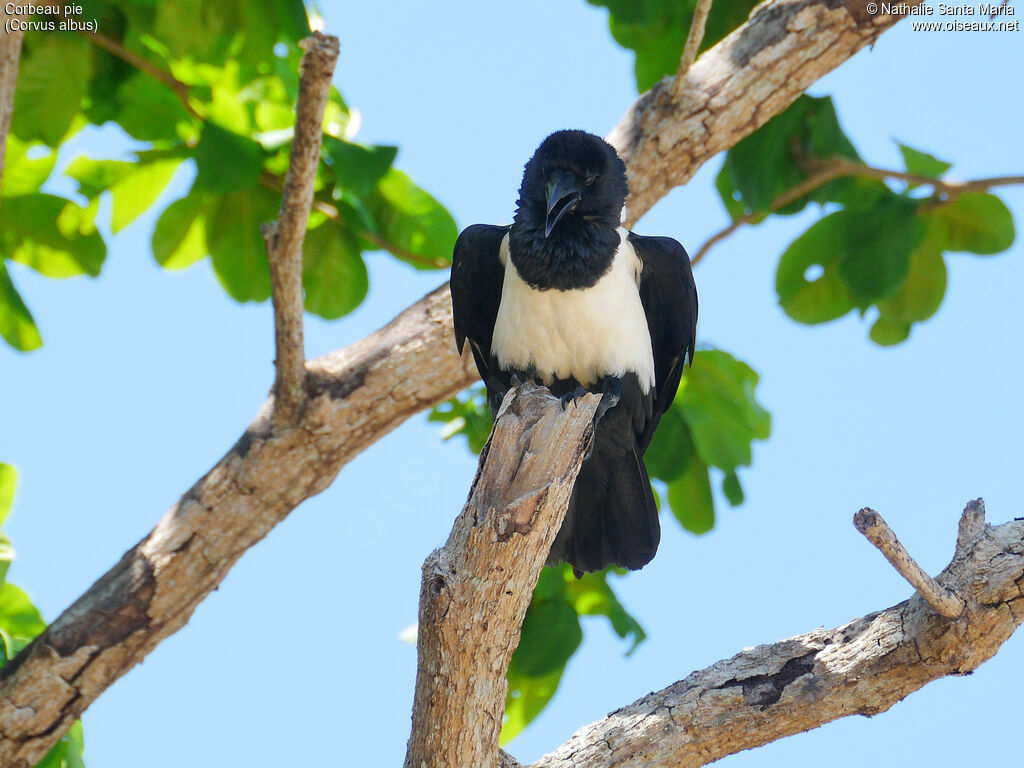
628,232,698,453
450,224,510,383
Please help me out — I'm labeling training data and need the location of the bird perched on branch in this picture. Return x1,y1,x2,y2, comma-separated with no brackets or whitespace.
451,130,697,575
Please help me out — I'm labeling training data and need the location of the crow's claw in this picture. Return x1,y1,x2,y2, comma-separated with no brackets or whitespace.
593,376,623,423
560,385,589,411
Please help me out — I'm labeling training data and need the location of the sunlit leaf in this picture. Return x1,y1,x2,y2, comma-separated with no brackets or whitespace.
367,169,458,269
153,191,209,270
0,262,42,352
927,193,1015,255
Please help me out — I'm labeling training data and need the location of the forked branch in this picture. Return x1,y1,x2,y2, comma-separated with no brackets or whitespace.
521,500,1024,768
262,32,340,426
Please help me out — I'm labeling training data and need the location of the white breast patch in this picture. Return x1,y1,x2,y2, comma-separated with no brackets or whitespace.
491,228,655,393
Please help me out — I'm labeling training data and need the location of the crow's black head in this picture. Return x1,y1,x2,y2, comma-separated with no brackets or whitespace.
509,130,628,291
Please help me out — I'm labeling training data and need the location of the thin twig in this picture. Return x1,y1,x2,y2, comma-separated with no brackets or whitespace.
677,0,715,82
262,32,340,425
692,156,1024,265
86,30,202,121
853,507,964,618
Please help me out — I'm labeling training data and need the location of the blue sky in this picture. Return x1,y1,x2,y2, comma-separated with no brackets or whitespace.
1,1,1022,765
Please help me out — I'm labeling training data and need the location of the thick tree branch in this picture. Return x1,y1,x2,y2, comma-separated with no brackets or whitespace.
610,0,920,227
0,0,926,758
0,7,27,199
261,33,339,426
0,285,478,767
525,500,1024,768
404,384,599,768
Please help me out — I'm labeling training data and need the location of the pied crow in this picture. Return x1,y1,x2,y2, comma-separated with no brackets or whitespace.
451,130,697,575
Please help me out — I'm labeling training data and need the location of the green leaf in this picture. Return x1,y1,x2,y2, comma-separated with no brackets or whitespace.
868,315,911,346
65,158,133,199
0,261,42,351
835,197,924,303
510,598,582,678
325,138,399,197
645,409,696,483
927,193,1015,255
898,143,952,182
776,211,856,324
206,188,276,301
722,471,744,506
0,136,56,196
0,194,106,278
194,122,264,194
871,234,947,346
566,569,646,654
679,350,771,473
0,535,12,591
11,34,91,146
34,720,85,768
714,164,748,221
302,225,369,319
667,457,714,535
113,72,193,142
428,387,493,455
0,464,15,526
588,0,760,92
0,582,46,641
111,160,181,233
367,169,458,269
153,192,209,270
720,96,861,217
502,664,565,745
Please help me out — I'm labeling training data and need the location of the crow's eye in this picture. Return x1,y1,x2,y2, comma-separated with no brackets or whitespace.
584,173,598,186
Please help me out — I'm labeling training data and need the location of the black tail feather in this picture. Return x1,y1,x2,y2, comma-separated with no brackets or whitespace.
547,440,660,575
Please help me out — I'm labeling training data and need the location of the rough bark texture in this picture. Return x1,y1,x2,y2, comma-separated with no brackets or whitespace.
0,0,925,760
610,0,920,227
0,7,27,197
0,285,476,767
262,32,339,425
526,501,1024,768
404,385,599,768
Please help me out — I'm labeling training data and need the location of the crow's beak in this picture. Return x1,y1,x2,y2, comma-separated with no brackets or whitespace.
544,171,581,238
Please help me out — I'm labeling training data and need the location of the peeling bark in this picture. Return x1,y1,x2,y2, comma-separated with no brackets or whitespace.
526,503,1024,768
0,0,928,760
610,0,922,226
404,385,599,768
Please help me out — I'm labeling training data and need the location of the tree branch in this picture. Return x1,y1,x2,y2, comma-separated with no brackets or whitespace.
524,500,1024,768
404,384,599,768
610,0,921,227
261,33,339,426
854,507,964,618
0,0,928,758
676,0,714,82
0,5,27,200
86,29,202,121
691,156,1024,264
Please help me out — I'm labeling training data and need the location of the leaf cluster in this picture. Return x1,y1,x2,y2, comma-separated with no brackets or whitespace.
1,0,458,351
